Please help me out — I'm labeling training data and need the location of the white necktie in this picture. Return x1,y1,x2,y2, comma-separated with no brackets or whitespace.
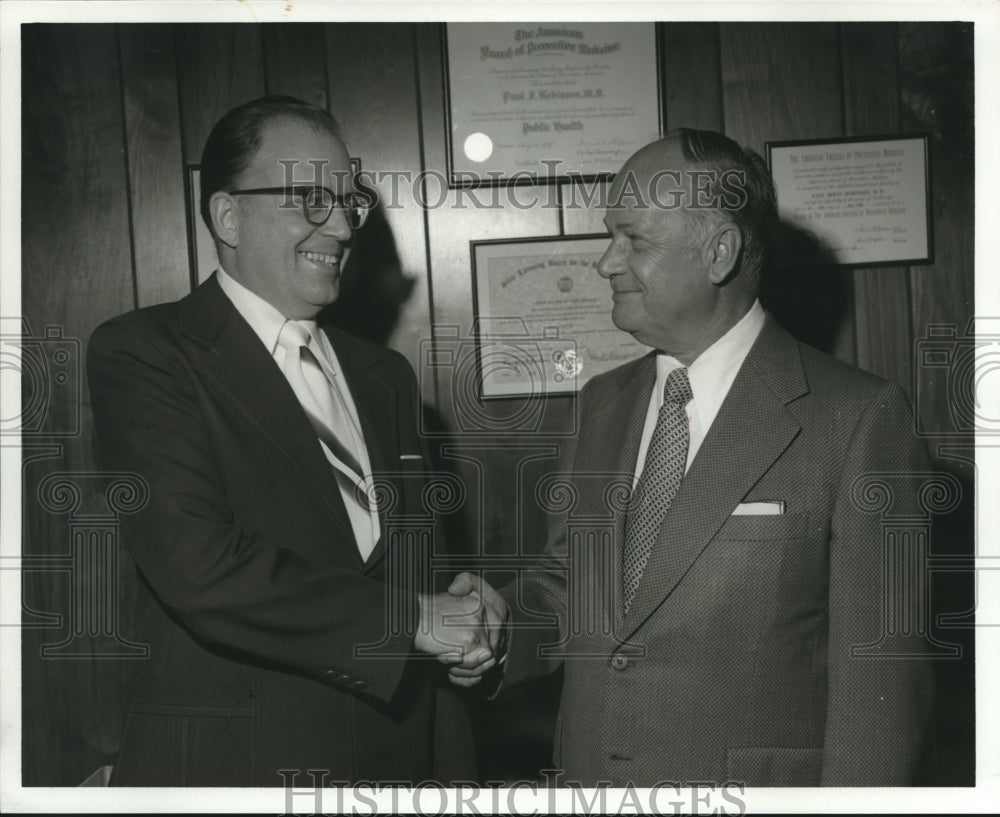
277,320,378,560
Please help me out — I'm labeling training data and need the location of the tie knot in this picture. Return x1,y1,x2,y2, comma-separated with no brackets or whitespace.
663,367,692,406
278,320,314,352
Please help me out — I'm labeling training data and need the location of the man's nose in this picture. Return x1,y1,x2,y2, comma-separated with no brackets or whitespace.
319,206,353,241
597,238,625,278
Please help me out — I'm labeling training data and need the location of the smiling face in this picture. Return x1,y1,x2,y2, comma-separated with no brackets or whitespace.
597,139,748,362
219,118,355,319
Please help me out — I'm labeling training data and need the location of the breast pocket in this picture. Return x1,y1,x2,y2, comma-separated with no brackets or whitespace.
714,512,812,541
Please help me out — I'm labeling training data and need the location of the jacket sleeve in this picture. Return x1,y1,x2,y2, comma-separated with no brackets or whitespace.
87,316,420,704
821,381,936,784
497,409,583,690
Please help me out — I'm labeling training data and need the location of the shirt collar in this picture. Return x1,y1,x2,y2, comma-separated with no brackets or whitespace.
654,299,766,415
216,267,321,355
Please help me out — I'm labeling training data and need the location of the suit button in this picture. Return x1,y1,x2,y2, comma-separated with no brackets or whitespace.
610,654,629,671
323,669,338,678
350,680,367,690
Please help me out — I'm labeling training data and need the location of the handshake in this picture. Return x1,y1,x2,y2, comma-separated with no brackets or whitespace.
415,573,508,687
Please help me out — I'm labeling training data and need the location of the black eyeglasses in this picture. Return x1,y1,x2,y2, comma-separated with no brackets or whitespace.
228,185,372,230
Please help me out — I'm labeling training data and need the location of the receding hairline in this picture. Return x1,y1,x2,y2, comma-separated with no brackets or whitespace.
604,135,731,245
235,114,351,186
257,111,346,148
612,135,688,191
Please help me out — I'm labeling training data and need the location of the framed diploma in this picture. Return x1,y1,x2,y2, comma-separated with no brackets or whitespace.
444,23,661,186
766,134,933,267
471,235,649,398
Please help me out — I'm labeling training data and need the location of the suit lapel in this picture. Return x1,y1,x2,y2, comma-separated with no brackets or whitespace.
178,276,356,546
584,354,657,478
621,317,809,638
576,355,656,637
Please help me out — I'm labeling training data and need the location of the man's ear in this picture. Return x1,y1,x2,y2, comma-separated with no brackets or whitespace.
705,222,742,285
209,191,240,249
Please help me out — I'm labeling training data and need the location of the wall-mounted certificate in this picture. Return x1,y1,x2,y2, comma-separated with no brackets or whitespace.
767,135,933,267
471,235,648,398
444,23,661,186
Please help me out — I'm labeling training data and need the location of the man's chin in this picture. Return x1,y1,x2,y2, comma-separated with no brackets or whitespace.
611,311,657,349
312,288,340,312
610,306,637,335
283,286,340,320
308,276,341,304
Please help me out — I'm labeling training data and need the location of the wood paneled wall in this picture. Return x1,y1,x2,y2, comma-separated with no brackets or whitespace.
19,21,973,786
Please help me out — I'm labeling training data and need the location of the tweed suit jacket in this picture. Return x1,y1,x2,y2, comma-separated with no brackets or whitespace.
87,274,472,786
501,315,934,787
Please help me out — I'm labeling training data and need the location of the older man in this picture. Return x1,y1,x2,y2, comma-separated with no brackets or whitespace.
88,96,488,786
451,128,934,787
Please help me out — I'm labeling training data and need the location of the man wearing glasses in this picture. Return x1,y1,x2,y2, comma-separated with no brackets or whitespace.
87,96,485,786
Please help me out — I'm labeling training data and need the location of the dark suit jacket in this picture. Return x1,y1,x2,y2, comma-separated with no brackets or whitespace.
502,315,934,787
87,275,472,786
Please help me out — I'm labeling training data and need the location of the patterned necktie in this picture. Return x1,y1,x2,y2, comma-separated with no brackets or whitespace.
277,320,364,479
277,320,379,559
622,367,693,614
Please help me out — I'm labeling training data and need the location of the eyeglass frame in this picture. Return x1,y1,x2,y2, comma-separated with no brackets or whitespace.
226,185,373,230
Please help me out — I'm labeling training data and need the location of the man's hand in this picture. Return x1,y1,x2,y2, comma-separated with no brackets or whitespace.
414,591,496,671
445,572,508,687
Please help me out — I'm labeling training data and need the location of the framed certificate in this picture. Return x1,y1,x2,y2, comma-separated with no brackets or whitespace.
444,23,661,186
766,134,933,267
471,234,648,398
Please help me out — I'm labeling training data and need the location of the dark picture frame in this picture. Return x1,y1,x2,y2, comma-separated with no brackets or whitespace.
766,134,933,268
470,233,648,398
443,22,663,188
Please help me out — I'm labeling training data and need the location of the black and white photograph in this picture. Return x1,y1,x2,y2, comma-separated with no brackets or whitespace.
1,2,995,814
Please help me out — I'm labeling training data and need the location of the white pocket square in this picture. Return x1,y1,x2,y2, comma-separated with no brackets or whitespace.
732,501,785,516
399,454,424,461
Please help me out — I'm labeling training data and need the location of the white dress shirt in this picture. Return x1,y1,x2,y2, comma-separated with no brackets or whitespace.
217,267,380,558
633,300,766,485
